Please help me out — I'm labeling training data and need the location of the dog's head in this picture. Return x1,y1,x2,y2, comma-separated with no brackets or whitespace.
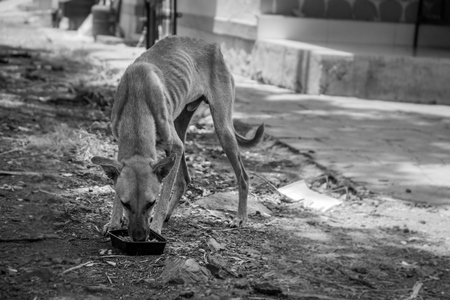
92,155,176,241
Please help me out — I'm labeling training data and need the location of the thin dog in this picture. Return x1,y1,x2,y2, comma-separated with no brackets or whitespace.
92,36,264,241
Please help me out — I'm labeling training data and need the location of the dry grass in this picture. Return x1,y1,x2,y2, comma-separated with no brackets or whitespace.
49,46,96,67
18,124,116,161
43,45,121,88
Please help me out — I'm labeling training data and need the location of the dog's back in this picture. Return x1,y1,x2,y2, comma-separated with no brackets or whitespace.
135,36,232,109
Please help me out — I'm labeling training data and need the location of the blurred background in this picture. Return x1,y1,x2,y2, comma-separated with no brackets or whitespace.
28,0,450,103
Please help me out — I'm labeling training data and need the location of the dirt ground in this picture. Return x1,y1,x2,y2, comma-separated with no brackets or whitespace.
1,7,450,300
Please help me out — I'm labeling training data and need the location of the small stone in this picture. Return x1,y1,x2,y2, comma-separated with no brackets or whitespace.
207,238,225,251
168,277,185,285
177,290,194,298
351,266,368,274
202,295,220,300
85,285,116,293
196,192,271,215
144,278,164,289
207,253,226,268
234,278,249,289
252,282,283,296
161,258,211,284
205,264,222,279
51,257,64,264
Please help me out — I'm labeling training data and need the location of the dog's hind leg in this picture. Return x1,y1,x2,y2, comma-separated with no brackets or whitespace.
208,82,250,227
213,118,249,227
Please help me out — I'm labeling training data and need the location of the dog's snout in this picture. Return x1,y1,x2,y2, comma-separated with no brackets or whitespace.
130,228,147,241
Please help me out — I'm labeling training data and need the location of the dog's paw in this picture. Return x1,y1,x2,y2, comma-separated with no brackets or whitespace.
149,222,163,235
102,221,126,236
120,216,129,227
230,217,247,228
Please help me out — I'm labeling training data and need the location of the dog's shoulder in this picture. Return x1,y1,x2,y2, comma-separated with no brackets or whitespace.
125,62,164,80
156,36,214,49
146,36,221,59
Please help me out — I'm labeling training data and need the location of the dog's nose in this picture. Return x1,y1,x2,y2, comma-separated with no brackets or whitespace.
130,229,147,241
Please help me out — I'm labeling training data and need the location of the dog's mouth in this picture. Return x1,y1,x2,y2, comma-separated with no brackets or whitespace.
130,233,149,242
129,226,150,242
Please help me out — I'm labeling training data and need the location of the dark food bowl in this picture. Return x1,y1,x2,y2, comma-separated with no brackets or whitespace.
108,229,167,256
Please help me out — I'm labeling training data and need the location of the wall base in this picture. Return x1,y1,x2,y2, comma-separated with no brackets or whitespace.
251,39,450,105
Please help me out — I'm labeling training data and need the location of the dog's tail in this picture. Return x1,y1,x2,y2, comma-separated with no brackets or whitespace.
235,123,265,149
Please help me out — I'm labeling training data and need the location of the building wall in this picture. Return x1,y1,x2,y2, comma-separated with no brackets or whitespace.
177,0,272,75
177,0,261,42
298,0,448,23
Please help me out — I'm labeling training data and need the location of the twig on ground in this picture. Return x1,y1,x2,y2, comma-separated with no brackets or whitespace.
209,228,240,232
249,171,298,203
94,255,129,259
85,285,116,293
409,282,423,299
61,261,94,275
0,170,41,177
0,148,23,156
105,273,113,284
0,233,60,243
38,189,67,199
0,170,61,178
284,292,348,300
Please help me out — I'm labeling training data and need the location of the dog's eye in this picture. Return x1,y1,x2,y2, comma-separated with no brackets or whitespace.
143,201,155,212
121,201,131,210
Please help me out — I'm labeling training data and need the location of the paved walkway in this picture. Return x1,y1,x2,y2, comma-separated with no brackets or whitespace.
233,76,450,205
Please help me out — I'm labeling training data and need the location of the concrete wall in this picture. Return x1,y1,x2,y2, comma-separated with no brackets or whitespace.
177,0,272,75
177,0,260,42
298,0,446,23
251,39,450,105
258,15,450,48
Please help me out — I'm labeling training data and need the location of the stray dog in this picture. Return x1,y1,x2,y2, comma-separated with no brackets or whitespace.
92,36,264,241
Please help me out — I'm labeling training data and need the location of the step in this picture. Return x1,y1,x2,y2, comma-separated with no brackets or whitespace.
251,38,450,105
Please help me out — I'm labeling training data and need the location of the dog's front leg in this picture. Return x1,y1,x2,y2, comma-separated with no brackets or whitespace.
103,193,125,235
150,136,184,234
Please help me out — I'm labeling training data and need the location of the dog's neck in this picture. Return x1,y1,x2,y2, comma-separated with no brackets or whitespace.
117,107,159,161
113,63,173,163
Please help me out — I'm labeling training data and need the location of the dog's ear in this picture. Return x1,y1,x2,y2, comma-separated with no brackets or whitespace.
151,154,177,182
91,156,122,181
